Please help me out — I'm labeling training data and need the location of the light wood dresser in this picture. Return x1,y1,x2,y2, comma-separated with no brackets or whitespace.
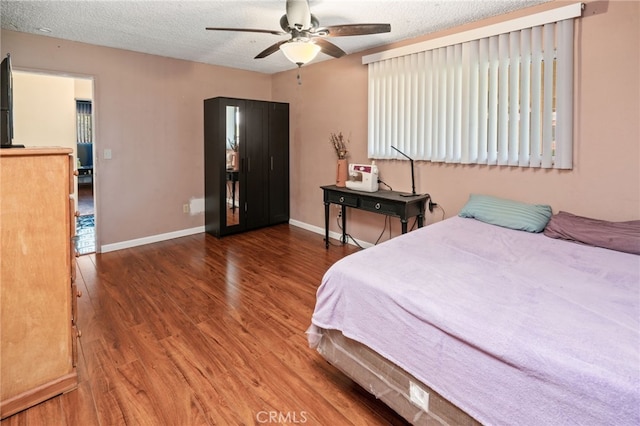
1,147,81,418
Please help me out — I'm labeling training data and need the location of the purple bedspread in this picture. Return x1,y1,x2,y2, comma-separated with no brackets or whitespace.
310,216,640,425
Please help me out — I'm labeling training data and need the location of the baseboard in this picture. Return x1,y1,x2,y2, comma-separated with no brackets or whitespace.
100,226,206,253
100,220,371,254
288,219,372,249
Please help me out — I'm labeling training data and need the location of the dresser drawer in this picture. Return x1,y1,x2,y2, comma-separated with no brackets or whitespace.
326,191,358,207
360,198,399,216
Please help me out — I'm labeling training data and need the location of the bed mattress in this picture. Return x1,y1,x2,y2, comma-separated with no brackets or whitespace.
309,216,640,425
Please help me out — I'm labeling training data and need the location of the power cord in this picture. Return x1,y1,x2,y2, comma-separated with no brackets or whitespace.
334,213,390,249
374,216,392,245
424,194,438,213
378,179,393,191
328,195,447,248
334,215,366,249
324,216,348,247
424,195,445,221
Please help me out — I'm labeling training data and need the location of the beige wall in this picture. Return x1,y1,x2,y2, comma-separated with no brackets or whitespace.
274,0,640,244
74,78,93,100
13,71,93,152
1,0,638,249
1,30,272,249
13,71,76,150
12,71,89,211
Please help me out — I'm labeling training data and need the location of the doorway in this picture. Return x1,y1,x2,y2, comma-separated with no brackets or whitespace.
75,99,95,254
12,71,96,254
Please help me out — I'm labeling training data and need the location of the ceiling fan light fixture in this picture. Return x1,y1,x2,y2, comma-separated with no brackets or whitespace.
279,41,321,66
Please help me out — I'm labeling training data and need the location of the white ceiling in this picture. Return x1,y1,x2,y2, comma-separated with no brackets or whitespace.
0,0,548,74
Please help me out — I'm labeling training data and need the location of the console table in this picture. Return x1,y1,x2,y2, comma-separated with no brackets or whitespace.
226,170,239,212
321,184,430,249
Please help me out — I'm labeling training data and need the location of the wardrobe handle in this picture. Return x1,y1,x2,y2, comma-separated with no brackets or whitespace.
271,156,274,171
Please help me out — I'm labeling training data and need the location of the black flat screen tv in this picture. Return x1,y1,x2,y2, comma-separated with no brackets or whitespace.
1,53,22,148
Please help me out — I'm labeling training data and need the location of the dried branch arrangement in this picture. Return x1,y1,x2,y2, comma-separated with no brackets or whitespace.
330,132,349,159
227,137,239,152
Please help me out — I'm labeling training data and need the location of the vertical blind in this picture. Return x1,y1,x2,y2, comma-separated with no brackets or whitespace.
76,100,92,144
366,5,581,169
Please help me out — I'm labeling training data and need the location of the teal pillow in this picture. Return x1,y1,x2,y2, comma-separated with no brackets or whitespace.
458,194,552,233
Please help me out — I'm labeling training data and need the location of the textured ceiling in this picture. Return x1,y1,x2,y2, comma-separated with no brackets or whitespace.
0,0,548,74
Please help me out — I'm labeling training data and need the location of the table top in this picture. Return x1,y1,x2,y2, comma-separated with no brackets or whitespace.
321,184,430,203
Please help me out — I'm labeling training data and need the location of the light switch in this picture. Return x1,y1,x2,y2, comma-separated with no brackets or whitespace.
103,149,112,159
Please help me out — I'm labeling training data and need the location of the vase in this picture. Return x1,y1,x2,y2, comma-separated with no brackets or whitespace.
231,151,239,171
336,158,348,187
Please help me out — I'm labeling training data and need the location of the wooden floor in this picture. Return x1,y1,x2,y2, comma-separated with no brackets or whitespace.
78,183,94,216
1,224,410,425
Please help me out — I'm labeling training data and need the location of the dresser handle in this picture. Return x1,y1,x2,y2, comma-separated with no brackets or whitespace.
339,196,345,203
375,203,381,210
76,290,83,298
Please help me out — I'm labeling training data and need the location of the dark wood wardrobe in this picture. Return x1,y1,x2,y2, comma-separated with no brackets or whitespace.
204,97,289,237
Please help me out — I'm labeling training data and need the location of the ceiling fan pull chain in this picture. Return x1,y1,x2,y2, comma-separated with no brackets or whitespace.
297,64,302,85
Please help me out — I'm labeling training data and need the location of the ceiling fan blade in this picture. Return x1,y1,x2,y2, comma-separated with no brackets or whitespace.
285,0,312,30
313,38,346,58
206,27,286,36
318,23,391,37
254,40,289,59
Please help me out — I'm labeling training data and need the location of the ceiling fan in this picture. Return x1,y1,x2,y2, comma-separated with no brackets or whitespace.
206,0,391,68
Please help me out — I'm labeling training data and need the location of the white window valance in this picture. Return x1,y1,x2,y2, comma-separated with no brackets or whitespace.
364,3,583,169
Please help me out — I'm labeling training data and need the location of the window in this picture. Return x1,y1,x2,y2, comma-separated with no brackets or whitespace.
76,100,93,169
76,100,92,144
364,4,582,170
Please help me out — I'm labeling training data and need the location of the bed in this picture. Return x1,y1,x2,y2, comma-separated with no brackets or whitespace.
308,196,640,425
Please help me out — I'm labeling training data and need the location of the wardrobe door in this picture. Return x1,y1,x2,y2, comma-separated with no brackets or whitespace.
268,102,290,224
244,100,269,230
204,97,245,237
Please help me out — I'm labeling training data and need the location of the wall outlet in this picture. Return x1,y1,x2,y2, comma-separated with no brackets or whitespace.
409,382,430,412
182,204,189,213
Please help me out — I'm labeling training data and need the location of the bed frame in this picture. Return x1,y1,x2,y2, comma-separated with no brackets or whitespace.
316,329,479,425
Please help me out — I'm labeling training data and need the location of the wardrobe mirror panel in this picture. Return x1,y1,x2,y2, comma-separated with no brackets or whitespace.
225,105,240,227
